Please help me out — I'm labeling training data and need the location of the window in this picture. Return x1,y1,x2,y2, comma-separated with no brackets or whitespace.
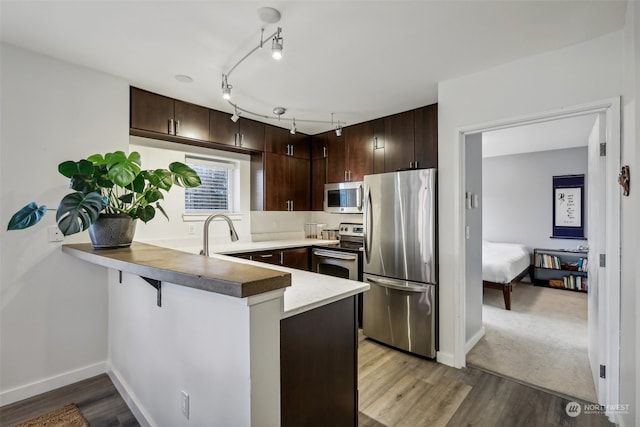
184,156,235,212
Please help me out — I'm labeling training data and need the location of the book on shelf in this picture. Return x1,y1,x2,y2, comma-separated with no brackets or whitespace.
536,253,561,269
561,275,588,291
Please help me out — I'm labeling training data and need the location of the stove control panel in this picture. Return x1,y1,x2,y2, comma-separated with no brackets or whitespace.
338,223,364,237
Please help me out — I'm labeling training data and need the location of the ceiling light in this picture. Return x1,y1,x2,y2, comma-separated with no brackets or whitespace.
231,108,240,123
257,7,281,24
174,74,193,83
221,74,232,100
271,28,283,60
335,125,343,137
290,119,297,135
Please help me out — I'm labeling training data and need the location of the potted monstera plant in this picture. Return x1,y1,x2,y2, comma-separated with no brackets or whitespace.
7,150,201,248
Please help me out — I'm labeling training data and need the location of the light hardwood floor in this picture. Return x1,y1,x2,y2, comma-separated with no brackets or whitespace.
1,338,615,427
359,335,614,427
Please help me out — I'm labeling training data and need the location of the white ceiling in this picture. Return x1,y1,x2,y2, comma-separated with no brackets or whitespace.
0,1,627,134
482,114,598,158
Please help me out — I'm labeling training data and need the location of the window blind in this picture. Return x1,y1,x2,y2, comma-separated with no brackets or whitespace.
185,156,234,212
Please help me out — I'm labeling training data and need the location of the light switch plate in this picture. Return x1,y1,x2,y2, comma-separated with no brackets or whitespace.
181,390,189,419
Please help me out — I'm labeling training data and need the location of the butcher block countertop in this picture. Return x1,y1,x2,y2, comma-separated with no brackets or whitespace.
61,242,291,298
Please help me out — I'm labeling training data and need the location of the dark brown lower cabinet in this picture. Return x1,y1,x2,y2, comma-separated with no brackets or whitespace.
229,247,310,271
282,247,310,271
281,296,358,427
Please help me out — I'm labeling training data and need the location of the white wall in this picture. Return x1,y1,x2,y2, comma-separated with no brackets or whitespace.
464,134,483,347
619,2,639,426
108,271,282,426
0,44,128,403
129,136,253,247
437,30,623,367
483,147,588,251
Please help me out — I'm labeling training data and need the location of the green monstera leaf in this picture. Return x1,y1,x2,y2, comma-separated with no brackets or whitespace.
7,202,48,230
105,151,141,187
58,159,94,179
55,192,106,236
145,169,173,191
169,162,201,188
133,205,156,223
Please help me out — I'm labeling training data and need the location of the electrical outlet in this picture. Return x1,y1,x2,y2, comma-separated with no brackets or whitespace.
48,226,64,242
181,390,189,419
187,224,195,235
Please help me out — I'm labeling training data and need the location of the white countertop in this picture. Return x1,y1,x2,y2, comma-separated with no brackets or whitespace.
207,238,339,254
175,239,368,319
210,253,369,319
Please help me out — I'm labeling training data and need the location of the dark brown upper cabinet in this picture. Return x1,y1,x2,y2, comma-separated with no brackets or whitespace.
310,134,328,211
209,109,265,151
383,110,415,172
265,125,310,159
414,104,438,169
344,121,374,182
130,87,209,141
372,119,386,174
326,122,374,183
260,152,310,211
326,130,346,183
379,103,438,172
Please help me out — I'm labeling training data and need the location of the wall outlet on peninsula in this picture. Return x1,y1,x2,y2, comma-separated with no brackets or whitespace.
48,226,64,242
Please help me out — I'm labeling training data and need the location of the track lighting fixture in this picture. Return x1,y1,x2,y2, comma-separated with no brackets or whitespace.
221,74,232,100
271,27,283,60
231,108,240,123
220,8,345,132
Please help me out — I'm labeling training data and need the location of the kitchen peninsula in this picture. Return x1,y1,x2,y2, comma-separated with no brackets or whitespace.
62,242,368,427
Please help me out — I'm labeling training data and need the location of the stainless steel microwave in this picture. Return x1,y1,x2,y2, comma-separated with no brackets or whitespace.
324,182,364,213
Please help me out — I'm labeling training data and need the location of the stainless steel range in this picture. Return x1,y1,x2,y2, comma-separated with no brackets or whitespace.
311,223,364,325
311,223,363,281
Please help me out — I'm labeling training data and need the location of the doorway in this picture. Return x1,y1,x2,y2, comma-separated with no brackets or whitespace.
466,115,597,402
455,98,620,419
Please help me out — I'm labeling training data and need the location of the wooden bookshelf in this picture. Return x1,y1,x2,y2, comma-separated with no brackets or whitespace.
533,248,588,293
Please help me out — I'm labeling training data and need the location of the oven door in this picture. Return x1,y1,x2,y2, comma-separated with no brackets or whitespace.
311,248,359,281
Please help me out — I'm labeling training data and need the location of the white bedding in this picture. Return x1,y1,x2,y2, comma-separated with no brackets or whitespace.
482,241,531,284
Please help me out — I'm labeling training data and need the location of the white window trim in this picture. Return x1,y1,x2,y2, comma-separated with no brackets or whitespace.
182,212,244,222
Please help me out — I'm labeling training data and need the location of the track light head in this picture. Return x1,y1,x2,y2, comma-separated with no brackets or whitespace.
222,75,232,100
290,119,297,135
272,28,283,60
335,125,342,137
231,110,240,123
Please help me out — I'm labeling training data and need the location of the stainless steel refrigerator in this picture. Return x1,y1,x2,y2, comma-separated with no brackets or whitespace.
362,168,437,358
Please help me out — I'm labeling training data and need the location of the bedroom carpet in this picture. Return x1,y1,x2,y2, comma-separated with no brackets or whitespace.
466,281,598,403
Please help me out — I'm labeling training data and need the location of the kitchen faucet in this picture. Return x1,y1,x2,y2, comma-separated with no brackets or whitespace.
200,214,239,256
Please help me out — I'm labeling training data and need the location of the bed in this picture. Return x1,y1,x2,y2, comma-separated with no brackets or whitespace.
482,241,532,310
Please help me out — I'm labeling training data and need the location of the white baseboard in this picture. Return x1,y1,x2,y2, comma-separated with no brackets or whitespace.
0,362,106,406
107,365,153,427
436,351,456,367
465,326,486,354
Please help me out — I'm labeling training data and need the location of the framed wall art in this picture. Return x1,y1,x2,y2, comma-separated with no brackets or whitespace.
552,174,585,239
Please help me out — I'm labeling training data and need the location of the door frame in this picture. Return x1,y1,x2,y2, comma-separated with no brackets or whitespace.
453,97,620,417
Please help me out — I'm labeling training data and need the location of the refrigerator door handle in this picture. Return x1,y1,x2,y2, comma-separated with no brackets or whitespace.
357,184,363,211
363,187,372,263
365,276,428,293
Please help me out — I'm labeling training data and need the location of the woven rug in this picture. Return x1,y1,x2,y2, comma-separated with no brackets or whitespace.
15,403,88,427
